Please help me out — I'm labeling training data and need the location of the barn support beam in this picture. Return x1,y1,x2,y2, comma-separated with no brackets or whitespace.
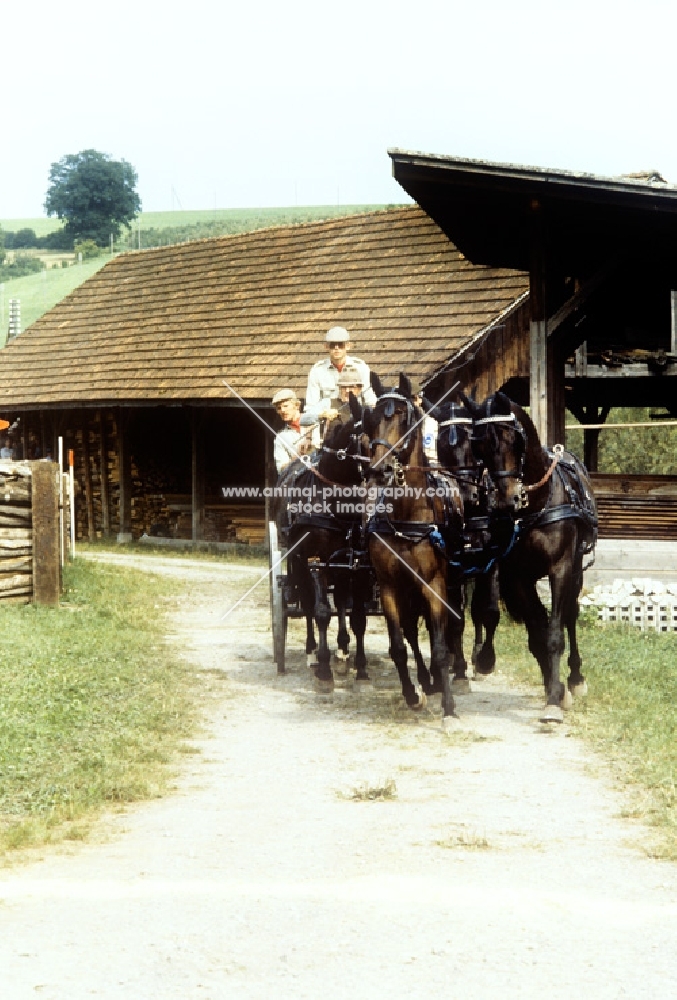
97,409,111,536
529,201,549,443
82,412,95,541
191,408,205,543
116,409,133,543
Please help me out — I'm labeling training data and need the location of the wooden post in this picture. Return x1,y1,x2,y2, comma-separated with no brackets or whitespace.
82,413,95,541
191,408,205,543
116,408,132,543
529,200,548,444
32,461,61,605
97,409,111,536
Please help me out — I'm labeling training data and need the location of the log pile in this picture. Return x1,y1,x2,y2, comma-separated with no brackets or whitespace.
0,460,33,601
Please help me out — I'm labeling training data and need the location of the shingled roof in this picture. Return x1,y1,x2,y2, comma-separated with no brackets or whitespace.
0,206,528,409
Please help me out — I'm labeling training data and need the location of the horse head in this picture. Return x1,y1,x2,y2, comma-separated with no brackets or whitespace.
362,372,421,479
434,398,481,507
465,391,528,513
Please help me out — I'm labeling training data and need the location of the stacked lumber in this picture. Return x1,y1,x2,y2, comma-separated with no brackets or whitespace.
0,460,33,600
590,473,677,540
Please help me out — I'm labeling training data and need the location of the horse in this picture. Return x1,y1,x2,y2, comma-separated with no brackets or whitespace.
433,398,504,679
464,390,598,723
278,414,372,690
357,373,464,721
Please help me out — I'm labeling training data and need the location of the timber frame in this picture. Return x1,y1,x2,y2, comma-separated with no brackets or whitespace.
390,151,677,453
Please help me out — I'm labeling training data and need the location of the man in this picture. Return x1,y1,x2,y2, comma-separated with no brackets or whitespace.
301,365,367,446
271,388,314,474
305,327,377,412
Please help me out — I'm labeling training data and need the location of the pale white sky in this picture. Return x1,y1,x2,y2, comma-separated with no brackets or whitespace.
2,0,675,218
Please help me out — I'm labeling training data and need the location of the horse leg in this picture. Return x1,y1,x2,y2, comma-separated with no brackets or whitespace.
402,606,433,695
471,570,500,675
311,568,334,691
537,565,573,722
293,556,317,667
350,570,370,683
447,581,470,692
502,565,551,691
332,572,351,675
333,573,351,661
381,587,425,709
565,554,587,697
424,575,455,719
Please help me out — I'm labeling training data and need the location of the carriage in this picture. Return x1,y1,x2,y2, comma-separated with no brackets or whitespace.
267,516,381,675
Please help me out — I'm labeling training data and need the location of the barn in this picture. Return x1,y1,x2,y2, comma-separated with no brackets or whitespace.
0,206,527,544
1,153,676,546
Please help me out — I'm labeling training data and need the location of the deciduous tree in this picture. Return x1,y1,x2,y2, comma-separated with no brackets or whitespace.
44,149,141,247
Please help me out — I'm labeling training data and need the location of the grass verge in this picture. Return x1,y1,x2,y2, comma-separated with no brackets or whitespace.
0,557,200,858
495,609,677,859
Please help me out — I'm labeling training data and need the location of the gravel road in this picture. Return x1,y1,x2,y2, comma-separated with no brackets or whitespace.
1,552,676,999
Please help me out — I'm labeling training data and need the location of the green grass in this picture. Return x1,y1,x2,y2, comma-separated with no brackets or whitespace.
0,558,200,857
495,610,677,858
0,257,109,338
0,217,63,238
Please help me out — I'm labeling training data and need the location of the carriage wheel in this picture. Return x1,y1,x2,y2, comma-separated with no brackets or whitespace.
268,520,287,674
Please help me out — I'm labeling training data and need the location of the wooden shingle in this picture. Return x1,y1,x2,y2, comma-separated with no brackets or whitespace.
0,207,528,407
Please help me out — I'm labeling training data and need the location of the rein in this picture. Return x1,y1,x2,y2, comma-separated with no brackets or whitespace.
526,444,564,493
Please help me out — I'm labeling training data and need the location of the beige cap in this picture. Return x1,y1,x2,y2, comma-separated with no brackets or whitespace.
325,326,350,343
337,366,363,388
271,388,299,406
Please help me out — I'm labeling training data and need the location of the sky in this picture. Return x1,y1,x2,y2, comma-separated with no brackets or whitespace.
2,0,676,219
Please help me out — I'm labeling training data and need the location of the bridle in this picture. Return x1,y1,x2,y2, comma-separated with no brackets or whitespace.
367,393,419,475
473,411,529,508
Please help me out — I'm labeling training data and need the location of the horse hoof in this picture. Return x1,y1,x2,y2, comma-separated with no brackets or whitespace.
334,650,348,677
410,689,427,711
570,680,588,698
452,677,472,695
307,653,319,669
315,676,335,694
540,704,564,724
441,714,457,732
561,687,573,711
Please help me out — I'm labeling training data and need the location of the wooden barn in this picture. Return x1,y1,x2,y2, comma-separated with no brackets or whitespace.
1,152,676,546
0,206,527,545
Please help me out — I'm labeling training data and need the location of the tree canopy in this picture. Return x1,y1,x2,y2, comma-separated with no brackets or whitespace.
44,150,141,247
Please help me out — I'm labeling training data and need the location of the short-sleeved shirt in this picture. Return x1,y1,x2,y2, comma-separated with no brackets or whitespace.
305,355,377,410
273,425,313,473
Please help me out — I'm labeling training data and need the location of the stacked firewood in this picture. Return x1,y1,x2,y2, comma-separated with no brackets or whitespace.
0,461,33,600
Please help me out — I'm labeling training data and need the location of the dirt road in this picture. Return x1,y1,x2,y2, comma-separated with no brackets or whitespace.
1,552,676,999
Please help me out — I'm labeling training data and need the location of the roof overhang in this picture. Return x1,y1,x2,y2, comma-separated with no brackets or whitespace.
389,149,677,275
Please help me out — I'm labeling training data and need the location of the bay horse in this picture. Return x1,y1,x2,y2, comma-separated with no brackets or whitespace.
279,415,372,691
465,391,598,723
358,374,464,721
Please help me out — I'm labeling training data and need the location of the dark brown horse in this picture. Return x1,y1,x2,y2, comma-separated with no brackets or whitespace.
465,391,598,722
278,416,372,689
434,399,504,679
359,374,464,722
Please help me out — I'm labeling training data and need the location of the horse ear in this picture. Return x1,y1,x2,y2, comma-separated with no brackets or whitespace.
460,392,482,418
398,372,412,398
348,392,362,423
494,391,513,415
362,406,376,435
370,371,385,397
